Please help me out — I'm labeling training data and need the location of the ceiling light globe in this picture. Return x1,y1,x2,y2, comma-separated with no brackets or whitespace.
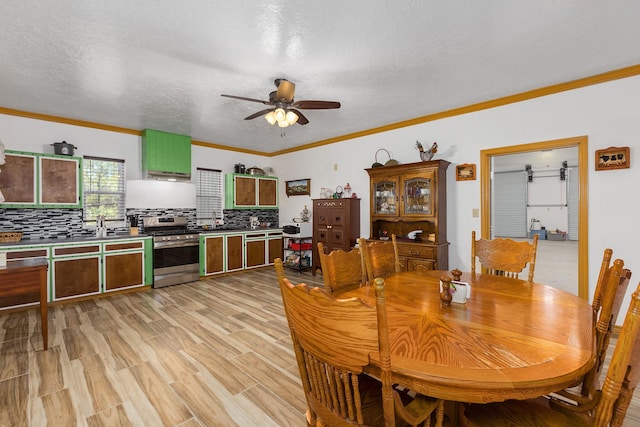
274,108,286,122
277,120,289,128
286,111,299,125
265,111,276,125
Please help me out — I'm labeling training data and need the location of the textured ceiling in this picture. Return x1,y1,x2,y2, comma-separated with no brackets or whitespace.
1,1,639,155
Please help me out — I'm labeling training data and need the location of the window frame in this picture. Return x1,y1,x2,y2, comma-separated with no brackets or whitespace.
196,167,223,226
82,156,126,228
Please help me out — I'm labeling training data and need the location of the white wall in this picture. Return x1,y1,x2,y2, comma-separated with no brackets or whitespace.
273,74,640,319
2,74,640,321
0,115,271,207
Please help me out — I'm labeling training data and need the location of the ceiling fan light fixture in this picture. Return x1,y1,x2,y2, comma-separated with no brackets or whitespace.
274,108,286,122
264,111,277,125
277,119,289,128
285,111,299,125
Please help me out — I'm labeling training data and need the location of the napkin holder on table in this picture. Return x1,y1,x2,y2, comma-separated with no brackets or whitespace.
440,280,471,303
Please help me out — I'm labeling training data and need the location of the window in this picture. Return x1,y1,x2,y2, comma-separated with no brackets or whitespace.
83,156,126,226
196,168,223,225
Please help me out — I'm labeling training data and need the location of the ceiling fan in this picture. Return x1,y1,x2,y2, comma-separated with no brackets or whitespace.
221,78,340,127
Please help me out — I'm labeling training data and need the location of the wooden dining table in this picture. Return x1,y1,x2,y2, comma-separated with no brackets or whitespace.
335,270,595,405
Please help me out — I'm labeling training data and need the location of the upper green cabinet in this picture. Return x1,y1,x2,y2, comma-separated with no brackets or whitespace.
225,174,278,209
0,150,82,208
141,129,191,179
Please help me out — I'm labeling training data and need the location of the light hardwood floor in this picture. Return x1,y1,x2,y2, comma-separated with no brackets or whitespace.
1,267,638,426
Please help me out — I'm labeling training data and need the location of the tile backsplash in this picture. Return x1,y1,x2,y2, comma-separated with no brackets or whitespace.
0,208,280,240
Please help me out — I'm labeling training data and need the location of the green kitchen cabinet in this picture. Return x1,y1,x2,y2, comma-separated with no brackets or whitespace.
224,174,278,209
0,236,152,310
141,129,191,178
200,229,282,276
0,150,82,208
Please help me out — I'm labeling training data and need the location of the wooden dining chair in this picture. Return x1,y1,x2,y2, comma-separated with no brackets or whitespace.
316,242,366,294
274,257,287,287
358,235,403,282
471,230,539,282
279,275,444,426
549,252,631,408
461,281,640,427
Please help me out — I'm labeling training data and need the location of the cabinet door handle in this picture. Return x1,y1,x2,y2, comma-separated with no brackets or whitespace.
327,225,332,229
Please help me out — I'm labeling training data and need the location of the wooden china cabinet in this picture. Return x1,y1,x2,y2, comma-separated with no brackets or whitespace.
365,160,450,271
312,198,361,275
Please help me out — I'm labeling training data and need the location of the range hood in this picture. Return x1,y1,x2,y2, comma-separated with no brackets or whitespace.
141,129,192,181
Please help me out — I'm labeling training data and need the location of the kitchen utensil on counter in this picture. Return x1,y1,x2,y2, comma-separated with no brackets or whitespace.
51,141,77,155
127,214,139,235
96,215,107,238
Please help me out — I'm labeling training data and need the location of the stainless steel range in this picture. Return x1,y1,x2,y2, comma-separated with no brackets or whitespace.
143,216,200,288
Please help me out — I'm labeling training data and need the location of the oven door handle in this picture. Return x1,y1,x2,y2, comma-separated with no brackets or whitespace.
154,240,200,249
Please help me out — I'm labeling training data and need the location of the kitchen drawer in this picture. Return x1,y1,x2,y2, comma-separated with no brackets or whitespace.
406,258,436,271
104,241,144,252
396,243,436,259
5,248,49,260
53,244,101,257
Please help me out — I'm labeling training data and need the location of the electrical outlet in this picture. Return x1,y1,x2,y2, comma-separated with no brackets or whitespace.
333,163,338,171
472,208,479,218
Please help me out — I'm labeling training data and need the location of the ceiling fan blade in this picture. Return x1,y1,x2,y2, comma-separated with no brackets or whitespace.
275,79,295,102
290,109,309,125
221,94,272,105
292,100,341,109
244,108,274,120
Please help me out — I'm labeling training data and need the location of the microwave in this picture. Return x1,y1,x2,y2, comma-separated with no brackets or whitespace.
282,222,313,237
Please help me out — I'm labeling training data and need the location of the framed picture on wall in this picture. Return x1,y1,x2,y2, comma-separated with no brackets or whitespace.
456,163,476,181
285,178,311,197
595,146,630,171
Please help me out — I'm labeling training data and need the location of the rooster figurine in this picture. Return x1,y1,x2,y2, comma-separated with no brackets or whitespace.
416,141,437,161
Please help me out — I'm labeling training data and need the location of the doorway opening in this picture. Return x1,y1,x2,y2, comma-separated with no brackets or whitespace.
480,136,589,299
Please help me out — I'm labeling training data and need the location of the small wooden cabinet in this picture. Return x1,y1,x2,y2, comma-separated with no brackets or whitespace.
0,150,81,208
366,160,450,271
312,198,361,275
103,240,145,291
52,244,102,300
203,234,225,275
245,231,267,268
202,233,244,275
224,174,278,209
267,231,284,264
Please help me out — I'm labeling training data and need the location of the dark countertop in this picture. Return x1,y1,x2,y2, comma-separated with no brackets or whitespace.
0,228,284,247
198,227,283,234
0,233,151,247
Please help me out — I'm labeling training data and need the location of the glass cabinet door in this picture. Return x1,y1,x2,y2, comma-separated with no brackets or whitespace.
373,180,397,215
403,176,433,215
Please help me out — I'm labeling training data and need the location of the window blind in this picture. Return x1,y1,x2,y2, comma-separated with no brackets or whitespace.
83,156,126,225
196,168,223,225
